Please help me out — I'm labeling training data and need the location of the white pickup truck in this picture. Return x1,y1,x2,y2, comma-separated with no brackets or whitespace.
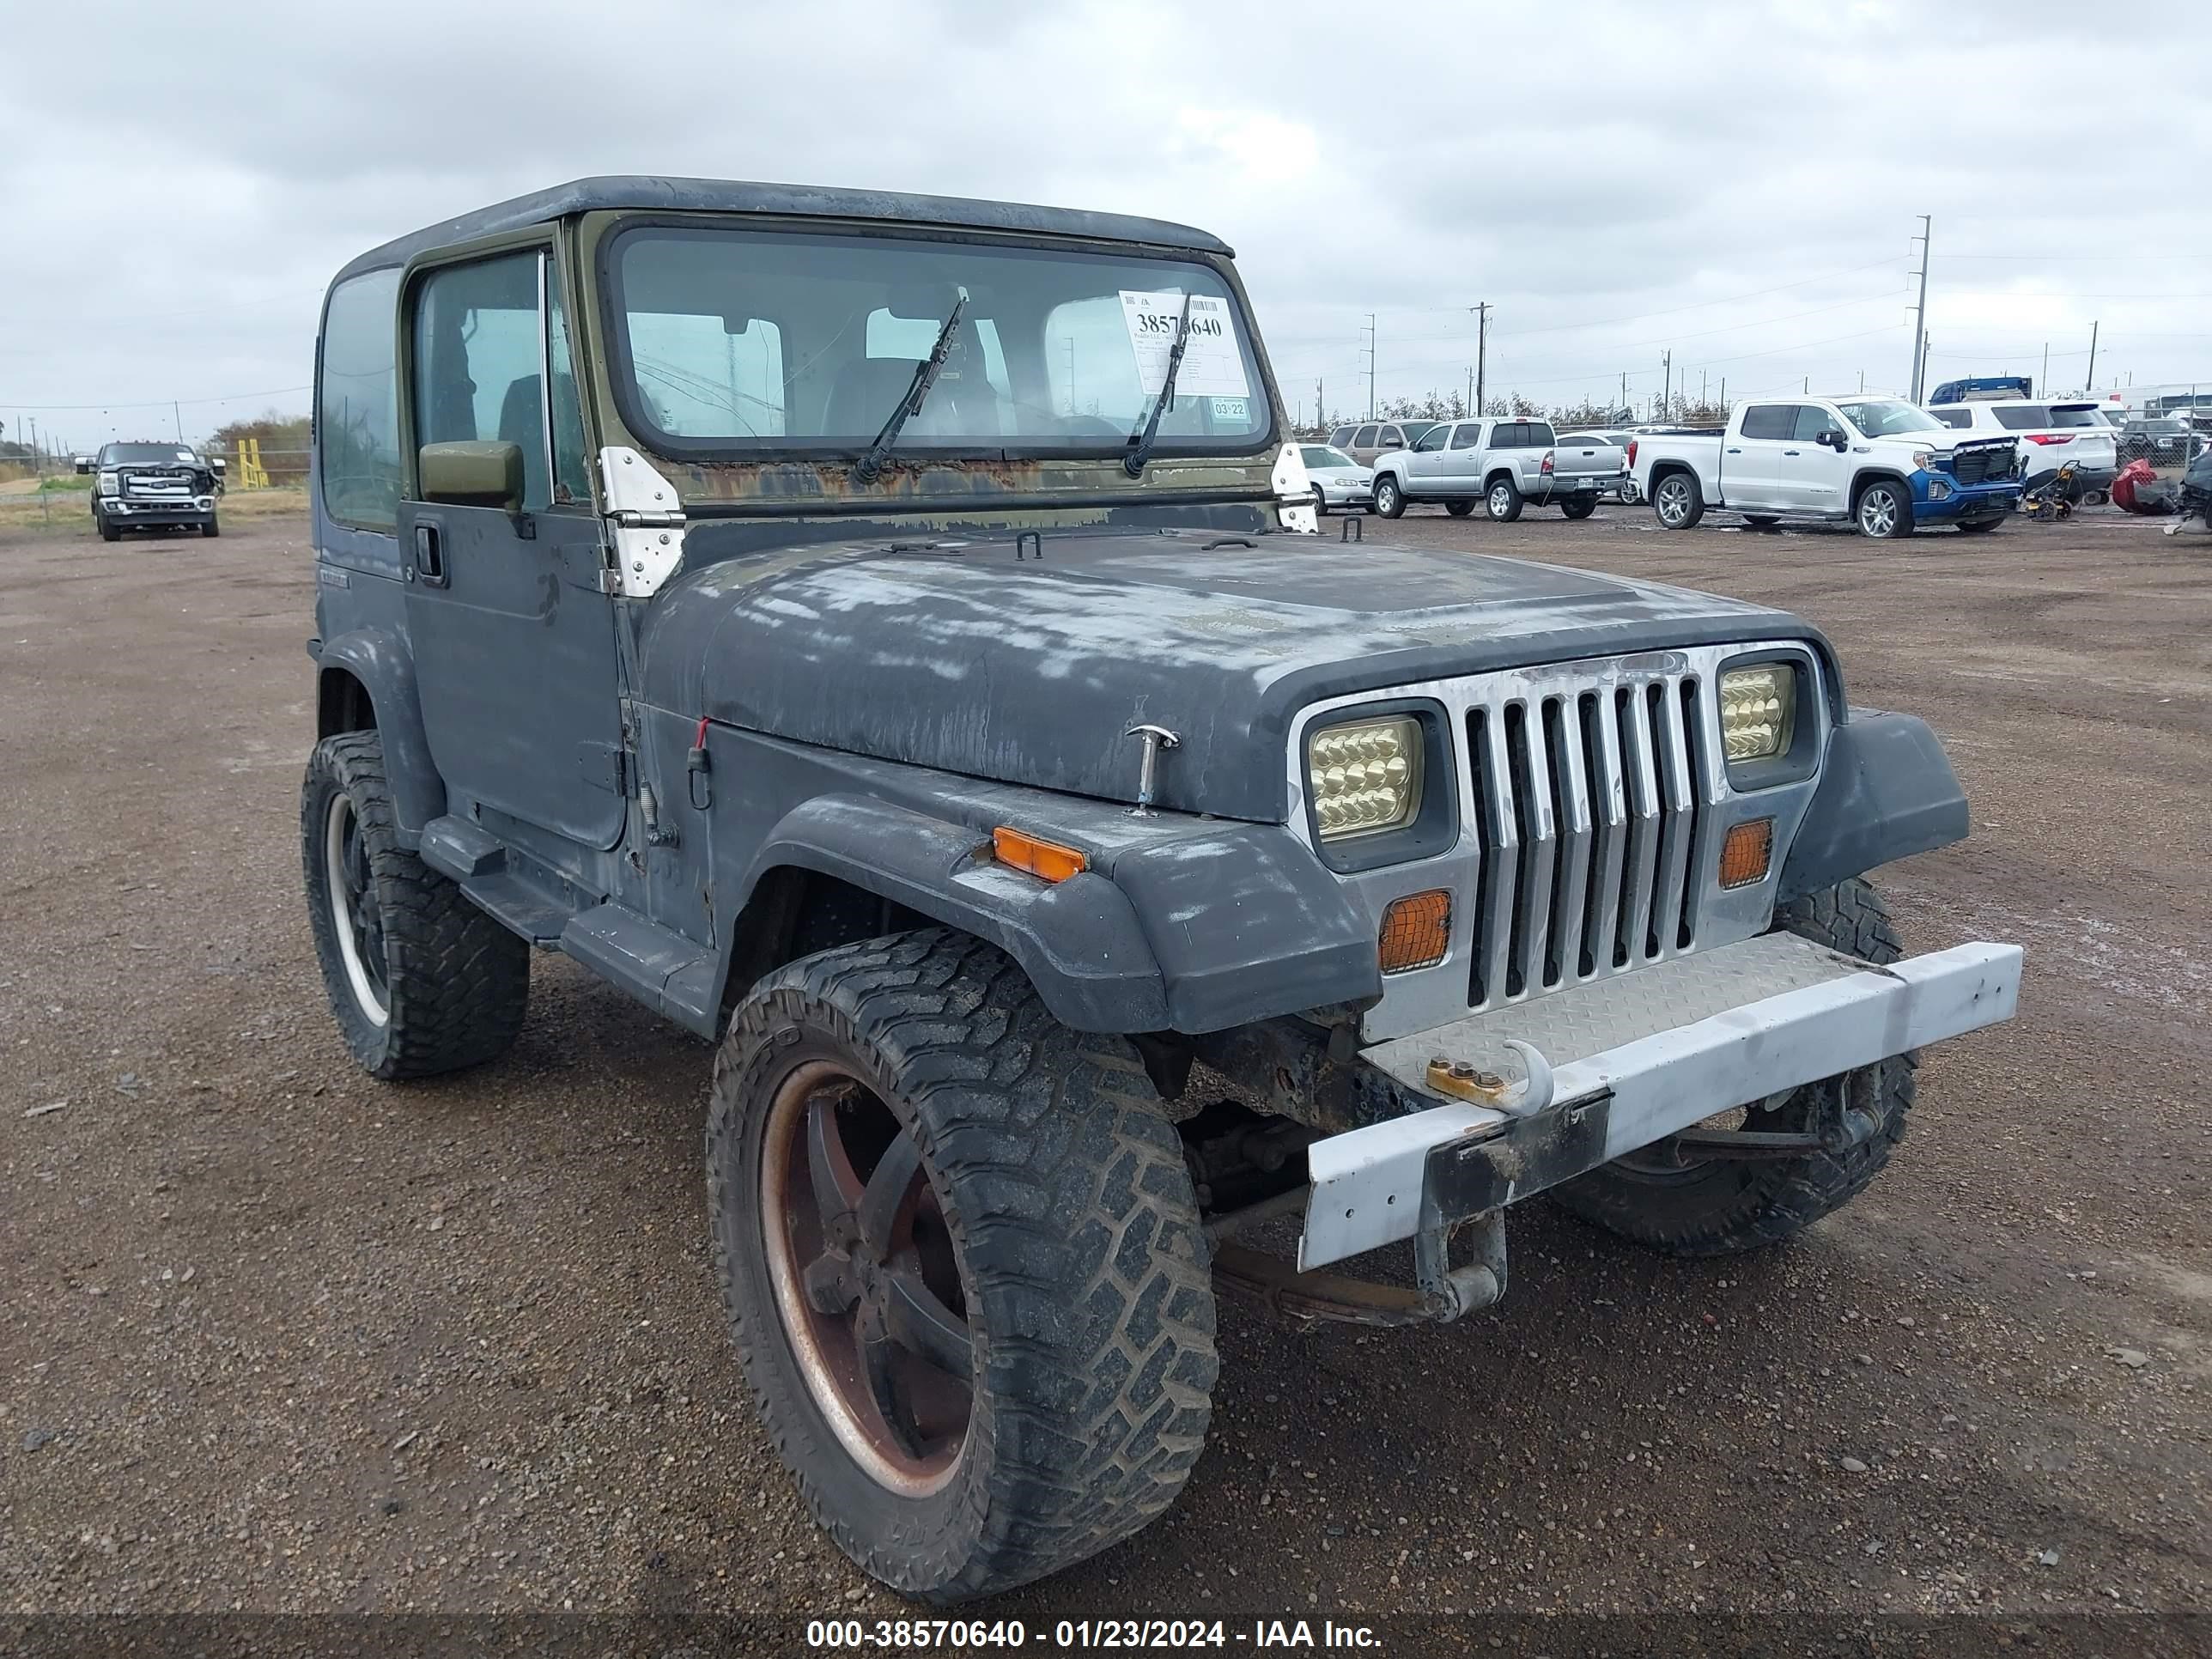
1371,416,1620,522
1628,395,2024,538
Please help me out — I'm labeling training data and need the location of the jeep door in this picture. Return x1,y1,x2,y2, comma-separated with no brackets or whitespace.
398,243,629,851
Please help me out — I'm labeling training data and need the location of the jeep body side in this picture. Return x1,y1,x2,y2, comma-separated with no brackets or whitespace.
301,177,2021,1601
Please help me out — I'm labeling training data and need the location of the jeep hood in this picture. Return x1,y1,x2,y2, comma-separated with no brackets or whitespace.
636,528,1824,823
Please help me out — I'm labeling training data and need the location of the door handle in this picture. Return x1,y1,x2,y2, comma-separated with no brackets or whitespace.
1784,448,1801,456
1726,447,1742,454
413,523,447,588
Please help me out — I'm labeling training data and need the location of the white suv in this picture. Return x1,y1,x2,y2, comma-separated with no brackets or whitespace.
1929,399,2118,501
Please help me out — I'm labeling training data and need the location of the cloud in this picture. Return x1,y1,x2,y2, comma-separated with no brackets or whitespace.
2,0,2208,445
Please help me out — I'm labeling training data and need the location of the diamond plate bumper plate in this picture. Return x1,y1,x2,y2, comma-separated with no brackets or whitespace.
1297,935,2022,1269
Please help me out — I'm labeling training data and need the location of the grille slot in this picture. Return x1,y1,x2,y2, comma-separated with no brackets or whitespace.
1466,672,1710,1011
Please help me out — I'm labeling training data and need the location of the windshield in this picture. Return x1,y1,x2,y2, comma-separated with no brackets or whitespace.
1837,399,1947,437
101,442,198,465
1300,445,1354,469
607,226,1273,459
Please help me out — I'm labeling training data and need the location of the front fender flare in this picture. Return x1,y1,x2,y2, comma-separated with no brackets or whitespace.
313,629,445,841
1778,710,1969,902
740,795,1171,1034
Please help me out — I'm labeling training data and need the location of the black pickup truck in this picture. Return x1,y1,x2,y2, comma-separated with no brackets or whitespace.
89,441,220,539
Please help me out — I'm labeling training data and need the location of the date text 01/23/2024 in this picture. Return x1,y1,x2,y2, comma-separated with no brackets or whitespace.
805,1617,1384,1650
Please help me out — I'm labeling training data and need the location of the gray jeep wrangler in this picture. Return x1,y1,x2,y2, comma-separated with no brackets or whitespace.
301,177,2021,1601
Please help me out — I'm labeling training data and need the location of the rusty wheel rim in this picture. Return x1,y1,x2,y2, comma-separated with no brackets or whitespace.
759,1059,973,1496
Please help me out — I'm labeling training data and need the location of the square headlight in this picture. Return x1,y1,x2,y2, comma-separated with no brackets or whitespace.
1309,715,1422,841
1718,664,1796,764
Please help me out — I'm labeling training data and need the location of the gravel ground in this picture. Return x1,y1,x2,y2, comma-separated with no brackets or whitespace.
1,503,2206,1641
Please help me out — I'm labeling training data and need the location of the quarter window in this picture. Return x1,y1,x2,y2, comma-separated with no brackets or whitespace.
318,268,404,531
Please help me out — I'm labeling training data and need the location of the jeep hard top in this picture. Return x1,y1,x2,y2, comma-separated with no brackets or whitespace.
302,175,2021,1601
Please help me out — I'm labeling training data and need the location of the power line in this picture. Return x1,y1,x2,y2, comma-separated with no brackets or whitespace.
1,384,312,412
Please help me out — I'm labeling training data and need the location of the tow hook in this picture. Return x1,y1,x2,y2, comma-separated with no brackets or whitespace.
1425,1039,1554,1115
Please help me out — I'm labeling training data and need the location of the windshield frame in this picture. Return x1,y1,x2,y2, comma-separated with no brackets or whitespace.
594,214,1280,469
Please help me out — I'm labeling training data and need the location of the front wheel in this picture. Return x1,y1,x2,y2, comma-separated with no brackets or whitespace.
709,932,1218,1601
301,732,530,1079
97,510,121,543
1372,474,1405,519
1651,471,1705,529
1486,476,1524,522
1550,878,1915,1256
1855,479,1914,539
201,516,221,538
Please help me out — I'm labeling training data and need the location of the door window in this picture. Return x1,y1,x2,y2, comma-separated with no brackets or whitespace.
1411,424,1449,453
1739,404,1796,441
1929,408,1972,428
1329,426,1354,447
1449,422,1482,449
1791,406,1839,442
318,268,404,531
1352,425,1378,449
1378,425,1405,449
411,250,555,510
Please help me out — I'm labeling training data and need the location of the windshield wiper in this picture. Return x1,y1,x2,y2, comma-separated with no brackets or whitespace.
1122,292,1194,478
853,291,967,485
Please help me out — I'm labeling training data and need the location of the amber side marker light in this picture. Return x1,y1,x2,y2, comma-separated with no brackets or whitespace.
992,826,1089,884
1379,890,1452,973
1720,818,1774,889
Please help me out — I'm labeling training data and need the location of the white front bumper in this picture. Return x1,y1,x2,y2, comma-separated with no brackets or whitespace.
1297,934,2022,1269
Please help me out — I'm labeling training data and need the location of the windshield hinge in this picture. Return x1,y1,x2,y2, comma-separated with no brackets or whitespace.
597,447,689,599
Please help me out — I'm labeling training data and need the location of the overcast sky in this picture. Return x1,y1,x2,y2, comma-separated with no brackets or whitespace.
4,0,2209,449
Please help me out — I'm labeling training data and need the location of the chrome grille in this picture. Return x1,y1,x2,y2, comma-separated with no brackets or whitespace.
1465,670,1716,1010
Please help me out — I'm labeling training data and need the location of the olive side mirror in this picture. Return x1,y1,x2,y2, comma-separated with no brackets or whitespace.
419,441,524,512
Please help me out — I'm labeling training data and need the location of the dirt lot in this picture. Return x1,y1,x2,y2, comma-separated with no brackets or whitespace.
2,502,2207,1643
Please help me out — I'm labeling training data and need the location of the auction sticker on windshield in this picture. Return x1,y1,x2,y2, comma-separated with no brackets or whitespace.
1120,291,1250,399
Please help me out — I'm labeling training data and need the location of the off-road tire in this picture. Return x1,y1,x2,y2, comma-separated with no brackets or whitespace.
97,510,121,543
708,930,1218,1602
1373,474,1406,518
202,515,221,538
1445,499,1474,518
1549,878,1916,1256
1560,495,1597,520
301,731,530,1080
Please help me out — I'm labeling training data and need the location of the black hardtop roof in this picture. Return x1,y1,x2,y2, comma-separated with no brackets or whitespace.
333,174,1233,284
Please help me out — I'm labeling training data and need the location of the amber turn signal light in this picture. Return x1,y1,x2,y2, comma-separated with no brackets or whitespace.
1719,817,1773,889
1378,889,1452,974
992,826,1088,884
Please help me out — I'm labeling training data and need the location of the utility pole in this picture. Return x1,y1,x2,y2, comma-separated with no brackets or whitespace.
1620,371,1628,418
1465,365,1474,418
28,416,40,476
173,401,184,442
1363,313,1376,420
1700,370,1707,407
1316,378,1324,432
2085,320,2099,391
1661,350,1671,416
1908,214,1933,402
2040,343,2048,393
1470,302,1490,416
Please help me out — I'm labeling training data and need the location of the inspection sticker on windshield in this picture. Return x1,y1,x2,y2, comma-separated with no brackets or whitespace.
1120,291,1249,399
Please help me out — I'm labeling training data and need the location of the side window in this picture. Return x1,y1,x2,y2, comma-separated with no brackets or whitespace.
412,251,553,510
1492,422,1526,448
1792,405,1838,441
1412,424,1449,453
1929,408,1972,429
1329,426,1353,447
1449,422,1481,450
1379,425,1404,448
1526,422,1557,447
1352,424,1378,449
1740,404,1796,441
318,268,404,531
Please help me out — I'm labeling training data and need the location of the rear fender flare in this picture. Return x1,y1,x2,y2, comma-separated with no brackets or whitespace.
313,629,445,840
